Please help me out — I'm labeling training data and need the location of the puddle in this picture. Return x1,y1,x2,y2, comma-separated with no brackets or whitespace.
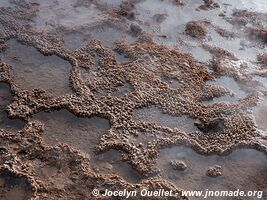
135,0,232,37
254,76,267,88
222,0,267,13
203,95,234,105
252,75,267,93
0,111,25,132
134,0,236,63
33,111,141,184
97,0,123,9
205,76,247,104
63,31,86,50
88,24,136,49
253,95,267,132
33,110,141,183
0,83,11,107
112,82,133,96
32,0,109,31
186,46,213,63
0,39,72,97
0,82,25,131
157,145,267,200
115,52,131,63
208,29,266,61
92,149,142,183
133,106,198,132
80,67,96,82
134,0,267,63
160,77,181,89
167,80,181,89
34,109,110,156
31,158,73,190
239,0,267,13
0,0,13,8
0,169,34,200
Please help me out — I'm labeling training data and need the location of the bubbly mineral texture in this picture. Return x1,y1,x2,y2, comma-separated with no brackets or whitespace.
199,0,219,10
185,21,207,39
0,0,267,199
250,28,267,43
258,53,267,68
170,160,187,171
206,165,222,177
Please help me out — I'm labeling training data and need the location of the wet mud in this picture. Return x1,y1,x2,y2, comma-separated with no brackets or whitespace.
157,146,267,200
1,39,72,97
0,0,267,199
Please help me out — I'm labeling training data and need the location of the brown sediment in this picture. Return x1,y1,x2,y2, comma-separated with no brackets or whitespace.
194,117,224,133
230,9,254,26
157,146,267,196
206,165,222,177
250,28,267,43
130,22,143,36
185,21,207,39
117,0,136,20
0,0,267,199
214,26,236,38
257,53,267,68
170,160,187,171
0,82,25,131
153,13,168,24
232,9,254,18
202,44,238,60
0,123,188,199
199,0,219,10
172,0,185,7
229,9,267,28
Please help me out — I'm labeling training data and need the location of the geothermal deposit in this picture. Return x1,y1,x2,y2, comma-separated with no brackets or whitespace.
0,0,266,199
